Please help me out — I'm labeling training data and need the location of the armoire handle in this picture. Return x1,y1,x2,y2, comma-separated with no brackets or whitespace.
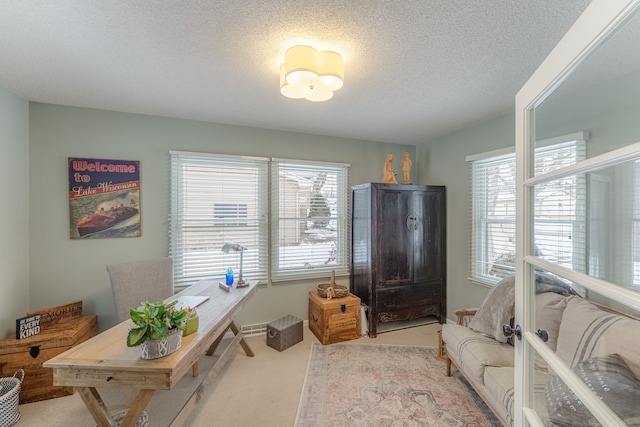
406,213,418,231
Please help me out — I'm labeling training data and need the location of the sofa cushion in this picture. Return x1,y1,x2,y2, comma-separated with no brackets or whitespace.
484,366,552,426
468,273,574,344
556,296,640,378
468,275,515,343
545,353,640,427
454,291,566,372
534,292,569,371
442,323,513,383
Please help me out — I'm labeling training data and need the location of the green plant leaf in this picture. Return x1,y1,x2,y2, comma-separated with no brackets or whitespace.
128,299,191,344
149,323,168,340
127,325,149,347
129,306,145,324
172,309,188,322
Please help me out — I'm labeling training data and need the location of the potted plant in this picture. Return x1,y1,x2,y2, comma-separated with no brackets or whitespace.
127,300,189,359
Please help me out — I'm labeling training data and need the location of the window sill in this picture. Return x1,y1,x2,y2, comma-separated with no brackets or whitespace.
468,277,498,288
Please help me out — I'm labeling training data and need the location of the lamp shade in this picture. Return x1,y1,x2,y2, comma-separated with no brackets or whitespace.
221,242,245,253
280,45,343,102
318,50,344,91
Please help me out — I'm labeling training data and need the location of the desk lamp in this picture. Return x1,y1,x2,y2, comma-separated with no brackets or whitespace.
221,243,248,287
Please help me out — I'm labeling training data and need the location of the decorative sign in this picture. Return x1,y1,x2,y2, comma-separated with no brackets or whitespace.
68,157,141,239
27,301,83,327
16,314,41,339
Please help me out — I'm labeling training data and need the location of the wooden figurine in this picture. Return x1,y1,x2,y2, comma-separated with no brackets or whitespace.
382,152,398,183
402,150,412,184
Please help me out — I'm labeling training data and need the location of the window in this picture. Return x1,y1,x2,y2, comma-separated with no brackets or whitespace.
468,133,586,286
169,151,268,288
213,203,248,226
271,159,350,281
170,151,349,288
625,160,640,290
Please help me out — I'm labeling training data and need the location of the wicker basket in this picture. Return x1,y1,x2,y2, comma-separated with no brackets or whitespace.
317,270,349,299
317,283,349,298
0,369,24,427
96,409,149,427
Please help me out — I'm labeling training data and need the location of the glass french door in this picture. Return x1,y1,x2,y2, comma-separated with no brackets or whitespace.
515,1,640,426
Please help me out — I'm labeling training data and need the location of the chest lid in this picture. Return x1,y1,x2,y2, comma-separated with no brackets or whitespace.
309,291,360,309
0,316,97,355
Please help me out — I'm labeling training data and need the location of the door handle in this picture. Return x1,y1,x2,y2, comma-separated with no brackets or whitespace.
503,324,522,340
536,329,549,342
503,325,549,343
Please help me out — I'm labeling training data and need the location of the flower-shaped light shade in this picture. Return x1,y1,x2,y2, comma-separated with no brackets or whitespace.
280,45,344,102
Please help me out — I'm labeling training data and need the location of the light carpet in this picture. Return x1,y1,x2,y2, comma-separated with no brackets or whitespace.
295,343,501,427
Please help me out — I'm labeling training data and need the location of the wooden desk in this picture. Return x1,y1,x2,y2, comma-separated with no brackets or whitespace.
44,280,258,427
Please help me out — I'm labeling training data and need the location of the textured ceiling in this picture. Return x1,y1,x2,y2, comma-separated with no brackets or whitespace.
0,1,592,145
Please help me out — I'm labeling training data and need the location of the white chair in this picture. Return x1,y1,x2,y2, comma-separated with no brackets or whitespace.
106,257,198,406
107,257,174,323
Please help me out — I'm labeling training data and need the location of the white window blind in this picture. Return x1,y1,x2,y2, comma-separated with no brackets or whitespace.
625,160,640,290
271,159,349,281
469,135,586,285
169,151,268,289
533,141,587,275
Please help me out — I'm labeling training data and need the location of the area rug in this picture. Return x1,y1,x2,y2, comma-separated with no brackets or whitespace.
295,343,501,427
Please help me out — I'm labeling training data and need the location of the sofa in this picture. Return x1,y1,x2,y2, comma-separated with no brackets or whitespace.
441,275,640,427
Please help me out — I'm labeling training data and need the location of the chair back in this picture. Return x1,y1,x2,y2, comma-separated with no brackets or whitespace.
107,257,174,323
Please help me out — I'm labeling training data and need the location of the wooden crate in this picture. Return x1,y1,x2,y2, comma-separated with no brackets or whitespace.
308,291,361,345
0,315,97,403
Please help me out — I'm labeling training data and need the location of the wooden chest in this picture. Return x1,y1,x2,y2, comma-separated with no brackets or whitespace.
308,291,361,345
0,315,97,403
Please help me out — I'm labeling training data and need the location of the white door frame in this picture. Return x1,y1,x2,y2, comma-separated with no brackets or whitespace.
514,1,640,426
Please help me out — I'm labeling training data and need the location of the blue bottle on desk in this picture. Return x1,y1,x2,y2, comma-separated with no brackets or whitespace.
225,268,234,286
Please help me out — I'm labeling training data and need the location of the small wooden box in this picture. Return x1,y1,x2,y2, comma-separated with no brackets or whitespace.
0,315,97,403
308,291,361,345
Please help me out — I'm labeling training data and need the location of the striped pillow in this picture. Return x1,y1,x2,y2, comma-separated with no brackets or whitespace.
555,296,640,379
545,353,640,426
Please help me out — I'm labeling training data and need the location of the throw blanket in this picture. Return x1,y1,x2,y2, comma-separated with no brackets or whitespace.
468,273,576,343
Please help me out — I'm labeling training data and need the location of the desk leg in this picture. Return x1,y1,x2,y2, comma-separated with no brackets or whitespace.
170,328,250,426
205,321,254,357
77,387,112,427
206,331,226,356
229,321,254,357
78,387,155,427
120,389,155,427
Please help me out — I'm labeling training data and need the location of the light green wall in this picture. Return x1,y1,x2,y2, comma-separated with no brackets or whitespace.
18,86,639,335
0,86,30,337
28,103,416,331
417,114,516,321
418,98,640,322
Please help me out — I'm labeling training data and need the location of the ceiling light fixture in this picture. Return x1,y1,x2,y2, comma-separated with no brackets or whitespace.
279,45,344,102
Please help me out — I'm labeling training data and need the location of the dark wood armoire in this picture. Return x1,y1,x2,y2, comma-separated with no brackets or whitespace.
350,183,446,337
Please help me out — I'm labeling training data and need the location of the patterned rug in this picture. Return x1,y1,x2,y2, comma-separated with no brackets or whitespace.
295,343,501,427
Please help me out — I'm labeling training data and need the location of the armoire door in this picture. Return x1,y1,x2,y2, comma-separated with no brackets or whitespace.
376,187,414,288
413,187,445,284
